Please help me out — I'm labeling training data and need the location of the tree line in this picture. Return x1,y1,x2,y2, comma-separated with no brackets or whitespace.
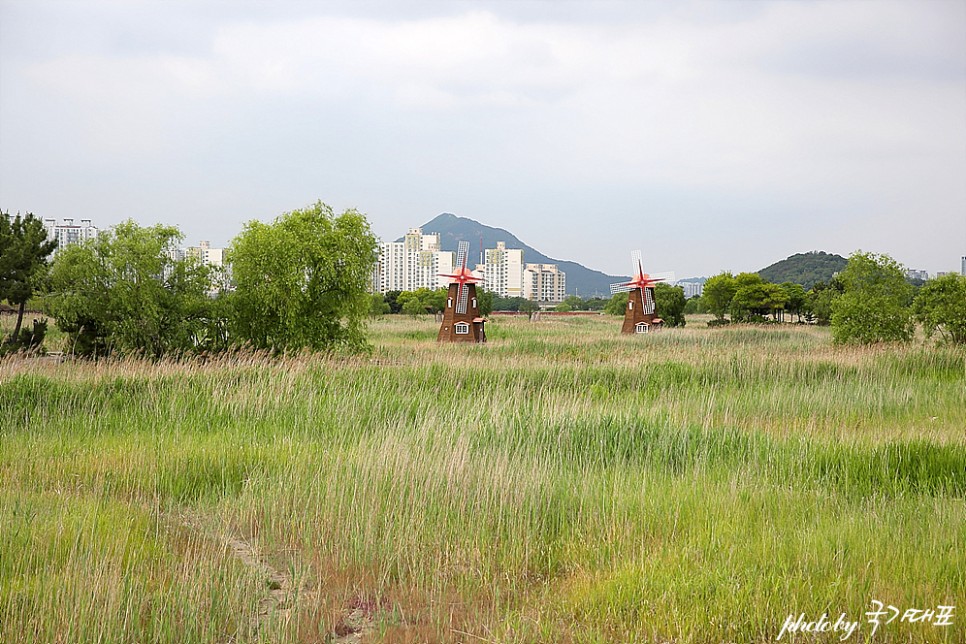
371,290,597,318
373,291,615,318
371,288,497,318
4,207,964,355
1,202,377,357
690,252,965,344
371,285,691,327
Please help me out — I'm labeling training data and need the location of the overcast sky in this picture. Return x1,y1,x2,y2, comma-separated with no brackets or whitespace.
2,0,964,278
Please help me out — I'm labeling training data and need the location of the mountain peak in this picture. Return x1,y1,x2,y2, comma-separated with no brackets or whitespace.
395,213,627,297
425,212,459,224
758,251,847,289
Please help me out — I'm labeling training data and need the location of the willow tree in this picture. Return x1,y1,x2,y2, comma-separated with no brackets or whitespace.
654,282,687,327
47,220,215,357
228,201,378,353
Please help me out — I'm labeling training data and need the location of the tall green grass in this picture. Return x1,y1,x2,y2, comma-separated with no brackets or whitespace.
1,316,964,642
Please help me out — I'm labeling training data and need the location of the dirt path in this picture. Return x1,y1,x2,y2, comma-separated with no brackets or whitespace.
176,510,375,642
220,531,295,622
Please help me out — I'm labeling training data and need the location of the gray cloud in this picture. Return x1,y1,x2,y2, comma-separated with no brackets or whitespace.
1,0,963,277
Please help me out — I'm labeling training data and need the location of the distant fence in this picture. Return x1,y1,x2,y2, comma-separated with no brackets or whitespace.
489,310,604,317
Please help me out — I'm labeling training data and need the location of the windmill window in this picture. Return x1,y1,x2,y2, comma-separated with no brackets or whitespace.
628,301,634,310
635,322,648,334
472,298,477,308
447,298,453,308
455,322,470,335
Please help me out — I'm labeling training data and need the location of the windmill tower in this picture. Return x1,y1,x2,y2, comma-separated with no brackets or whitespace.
438,241,486,343
610,251,674,334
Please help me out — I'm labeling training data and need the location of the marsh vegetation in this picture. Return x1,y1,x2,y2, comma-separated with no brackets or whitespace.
2,316,964,642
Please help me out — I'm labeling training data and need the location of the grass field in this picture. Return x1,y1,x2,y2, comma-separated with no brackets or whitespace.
1,315,964,642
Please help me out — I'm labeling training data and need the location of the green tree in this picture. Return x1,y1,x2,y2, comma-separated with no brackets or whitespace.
476,289,494,316
370,293,391,317
491,295,525,311
396,291,420,317
562,294,585,311
831,251,914,344
729,273,766,321
683,296,706,315
518,299,539,319
384,290,403,314
397,288,448,317
913,273,966,344
426,288,448,313
702,272,736,321
654,282,686,327
763,283,788,320
781,282,807,322
228,201,377,353
47,220,215,357
733,272,763,290
584,297,607,311
730,274,787,322
604,292,628,316
803,279,842,325
401,295,426,318
0,212,58,345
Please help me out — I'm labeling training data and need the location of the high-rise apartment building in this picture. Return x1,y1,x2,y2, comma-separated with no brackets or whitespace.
676,281,704,299
376,230,568,302
187,240,224,267
523,264,567,303
376,227,455,293
481,241,524,298
43,218,98,251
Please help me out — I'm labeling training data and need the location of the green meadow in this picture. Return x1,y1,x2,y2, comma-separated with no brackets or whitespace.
1,315,964,643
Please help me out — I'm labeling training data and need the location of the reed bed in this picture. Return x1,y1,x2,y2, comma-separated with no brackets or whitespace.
1,315,964,642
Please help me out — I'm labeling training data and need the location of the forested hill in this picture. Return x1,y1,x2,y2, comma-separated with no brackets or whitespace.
758,251,847,289
402,213,627,297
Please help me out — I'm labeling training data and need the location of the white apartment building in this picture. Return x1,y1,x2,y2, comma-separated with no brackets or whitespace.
676,281,704,299
377,241,407,292
523,263,567,303
163,241,227,292
167,241,224,267
187,240,224,267
404,228,452,291
376,227,455,293
43,218,98,251
481,241,524,298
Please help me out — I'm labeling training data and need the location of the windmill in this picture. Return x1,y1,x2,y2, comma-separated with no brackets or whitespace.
610,251,675,334
437,241,486,343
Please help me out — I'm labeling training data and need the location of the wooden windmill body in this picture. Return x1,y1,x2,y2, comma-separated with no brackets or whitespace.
610,251,674,334
438,241,486,343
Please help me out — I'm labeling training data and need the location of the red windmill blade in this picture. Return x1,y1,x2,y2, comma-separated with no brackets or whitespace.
439,240,480,315
610,252,667,295
609,251,674,316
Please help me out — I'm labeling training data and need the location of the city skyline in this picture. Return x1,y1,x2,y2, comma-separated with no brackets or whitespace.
2,1,964,277
26,213,961,284
374,227,567,301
